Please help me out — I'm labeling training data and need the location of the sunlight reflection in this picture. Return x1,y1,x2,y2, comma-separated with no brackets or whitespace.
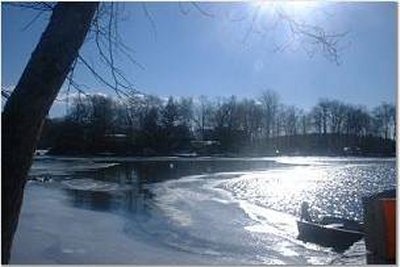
221,166,329,221
237,166,326,197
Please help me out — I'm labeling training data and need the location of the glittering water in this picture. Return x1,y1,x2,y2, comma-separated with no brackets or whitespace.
218,158,396,221
16,156,395,264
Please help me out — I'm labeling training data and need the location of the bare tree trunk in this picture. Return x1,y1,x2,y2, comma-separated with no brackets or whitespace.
2,3,98,263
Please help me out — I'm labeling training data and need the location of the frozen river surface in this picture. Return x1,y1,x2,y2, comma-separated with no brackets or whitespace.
11,156,396,264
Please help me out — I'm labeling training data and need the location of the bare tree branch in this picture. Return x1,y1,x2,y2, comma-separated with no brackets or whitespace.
243,5,261,44
20,10,47,31
191,2,215,18
142,3,157,40
241,3,348,64
7,2,54,12
276,8,348,64
178,2,215,18
179,2,190,16
11,2,142,100
77,55,123,97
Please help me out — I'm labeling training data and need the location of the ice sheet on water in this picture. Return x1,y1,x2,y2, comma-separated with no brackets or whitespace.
61,178,130,192
11,184,227,264
29,158,120,177
141,172,348,265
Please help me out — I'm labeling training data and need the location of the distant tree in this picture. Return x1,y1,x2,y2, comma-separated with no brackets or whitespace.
66,95,92,125
51,96,92,154
373,102,396,140
137,95,163,129
177,97,194,128
161,97,179,128
212,96,242,151
112,100,131,134
327,100,347,134
137,106,161,154
142,106,160,133
193,95,214,140
125,93,162,137
298,109,311,135
342,104,369,137
237,98,263,143
271,103,284,138
318,100,331,135
87,94,115,151
310,105,323,135
213,96,237,130
354,106,371,137
159,96,193,152
259,90,279,139
310,99,331,135
281,105,299,136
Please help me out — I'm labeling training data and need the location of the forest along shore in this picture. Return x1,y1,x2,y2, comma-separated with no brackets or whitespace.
38,93,395,157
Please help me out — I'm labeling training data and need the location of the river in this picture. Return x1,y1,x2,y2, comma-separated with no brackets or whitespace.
11,156,396,264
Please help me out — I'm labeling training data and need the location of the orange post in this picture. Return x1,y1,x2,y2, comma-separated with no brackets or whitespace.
363,190,396,264
382,199,396,262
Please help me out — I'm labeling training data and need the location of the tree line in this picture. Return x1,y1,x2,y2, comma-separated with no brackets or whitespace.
40,90,396,156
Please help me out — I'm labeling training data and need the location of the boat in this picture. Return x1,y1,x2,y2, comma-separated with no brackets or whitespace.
297,217,364,251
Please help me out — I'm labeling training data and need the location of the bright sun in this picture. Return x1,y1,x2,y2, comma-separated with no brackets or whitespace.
252,1,321,18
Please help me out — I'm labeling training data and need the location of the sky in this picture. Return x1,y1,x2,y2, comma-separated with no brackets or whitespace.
1,2,397,117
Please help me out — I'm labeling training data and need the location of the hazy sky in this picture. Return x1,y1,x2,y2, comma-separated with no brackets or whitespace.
1,2,397,117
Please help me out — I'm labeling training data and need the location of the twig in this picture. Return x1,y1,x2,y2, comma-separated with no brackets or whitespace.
142,3,157,40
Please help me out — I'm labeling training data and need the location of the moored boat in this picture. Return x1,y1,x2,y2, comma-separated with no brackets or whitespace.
297,218,364,251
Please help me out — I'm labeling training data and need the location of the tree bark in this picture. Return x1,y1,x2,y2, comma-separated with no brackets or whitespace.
2,3,98,263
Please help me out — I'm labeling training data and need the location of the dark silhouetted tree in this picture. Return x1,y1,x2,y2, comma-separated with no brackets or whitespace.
2,3,98,263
